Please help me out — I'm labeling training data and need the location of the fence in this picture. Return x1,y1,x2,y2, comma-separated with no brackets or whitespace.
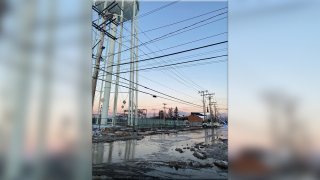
92,117,187,129
136,119,186,129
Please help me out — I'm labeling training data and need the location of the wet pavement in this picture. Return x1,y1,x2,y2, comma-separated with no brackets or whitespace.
92,126,228,179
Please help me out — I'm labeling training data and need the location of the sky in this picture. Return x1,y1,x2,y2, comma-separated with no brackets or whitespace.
92,1,228,117
228,0,320,155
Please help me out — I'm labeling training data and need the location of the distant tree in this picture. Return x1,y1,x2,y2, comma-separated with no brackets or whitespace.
174,107,179,119
180,115,188,120
168,107,173,119
159,110,164,119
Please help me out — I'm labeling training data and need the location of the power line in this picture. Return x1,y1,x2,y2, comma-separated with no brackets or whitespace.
118,18,210,92
120,24,206,92
132,21,208,92
108,41,227,68
94,25,220,95
117,55,227,74
136,0,180,20
134,12,227,47
143,16,227,48
121,32,227,62
110,29,203,94
94,65,203,108
139,74,201,102
108,12,227,57
120,48,227,71
91,21,202,102
124,7,227,37
96,77,203,108
95,14,225,92
93,2,227,57
142,59,227,72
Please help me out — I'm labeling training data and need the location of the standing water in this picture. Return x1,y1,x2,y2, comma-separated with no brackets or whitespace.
93,126,228,179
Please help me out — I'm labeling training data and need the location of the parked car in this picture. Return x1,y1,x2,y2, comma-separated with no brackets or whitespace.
202,122,222,128
212,122,222,128
202,122,211,128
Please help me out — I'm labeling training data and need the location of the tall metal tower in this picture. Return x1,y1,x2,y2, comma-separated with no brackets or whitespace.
93,0,140,126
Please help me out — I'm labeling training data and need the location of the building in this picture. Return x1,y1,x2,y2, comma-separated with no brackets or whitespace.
187,112,204,126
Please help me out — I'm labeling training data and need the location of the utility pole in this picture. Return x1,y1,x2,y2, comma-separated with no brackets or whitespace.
205,93,215,122
163,103,167,121
92,15,107,106
163,103,167,129
199,90,208,121
92,2,117,107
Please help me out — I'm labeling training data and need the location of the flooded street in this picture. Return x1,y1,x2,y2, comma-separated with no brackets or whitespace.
93,126,228,179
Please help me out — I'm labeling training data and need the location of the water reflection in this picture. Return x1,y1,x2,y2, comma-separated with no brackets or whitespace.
92,143,104,164
107,142,113,163
205,129,209,145
204,128,219,144
124,140,136,160
93,128,227,164
92,139,137,164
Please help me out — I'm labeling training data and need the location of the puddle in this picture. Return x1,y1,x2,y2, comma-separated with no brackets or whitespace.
92,126,228,179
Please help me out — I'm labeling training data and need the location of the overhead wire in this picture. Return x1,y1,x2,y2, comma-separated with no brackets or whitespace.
92,31,205,111
106,11,228,57
116,55,228,74
120,34,205,92
119,25,203,92
139,74,201,102
108,41,227,68
120,32,227,62
93,2,226,93
120,48,227,71
97,78,203,108
139,12,227,45
94,65,204,108
122,6,227,38
135,0,180,20
115,9,227,91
